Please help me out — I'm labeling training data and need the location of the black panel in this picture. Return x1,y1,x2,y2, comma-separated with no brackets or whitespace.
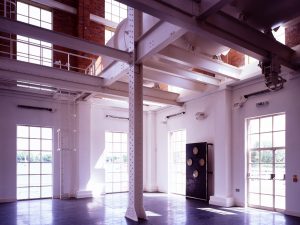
186,142,209,201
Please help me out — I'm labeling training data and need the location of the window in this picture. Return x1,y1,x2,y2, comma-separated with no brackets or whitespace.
104,132,128,193
247,113,286,211
16,1,52,66
104,0,127,44
169,130,186,195
17,125,53,200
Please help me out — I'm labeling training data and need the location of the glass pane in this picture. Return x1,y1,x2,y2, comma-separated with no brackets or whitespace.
17,175,29,187
249,164,259,178
29,5,40,20
114,133,121,142
275,164,285,180
113,143,121,152
41,22,51,30
275,196,285,210
249,179,259,193
249,193,260,205
261,180,273,195
17,14,28,23
248,119,259,134
249,151,259,163
260,150,273,163
17,42,29,54
17,151,29,162
17,126,29,138
17,138,29,150
273,114,285,131
41,186,52,198
275,150,285,163
248,134,259,149
41,9,52,23
30,187,40,198
261,195,273,208
30,175,40,186
30,127,40,138
275,180,285,196
41,152,52,163
30,163,41,174
105,132,112,142
106,183,112,193
260,117,272,132
260,133,272,148
42,140,52,151
17,2,29,16
17,163,28,174
121,133,127,142
260,164,273,179
41,128,52,139
17,188,29,200
30,151,41,162
41,175,52,186
273,131,285,147
29,18,40,27
113,183,121,192
30,139,40,150
42,163,52,174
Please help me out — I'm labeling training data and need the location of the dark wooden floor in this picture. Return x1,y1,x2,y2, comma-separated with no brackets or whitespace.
0,193,300,225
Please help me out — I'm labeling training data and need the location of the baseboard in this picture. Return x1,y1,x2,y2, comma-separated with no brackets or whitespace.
0,198,16,203
209,195,234,207
143,186,158,192
75,190,93,199
284,210,300,217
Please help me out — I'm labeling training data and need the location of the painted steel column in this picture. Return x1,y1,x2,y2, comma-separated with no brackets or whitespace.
125,7,147,221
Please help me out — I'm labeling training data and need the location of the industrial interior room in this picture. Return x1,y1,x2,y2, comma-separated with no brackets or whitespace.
0,0,300,224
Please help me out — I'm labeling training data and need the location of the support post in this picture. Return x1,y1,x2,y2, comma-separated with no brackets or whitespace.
125,7,147,221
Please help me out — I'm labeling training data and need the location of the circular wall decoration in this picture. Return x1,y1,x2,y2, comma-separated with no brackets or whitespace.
187,158,193,166
192,147,199,155
199,158,205,166
193,170,199,178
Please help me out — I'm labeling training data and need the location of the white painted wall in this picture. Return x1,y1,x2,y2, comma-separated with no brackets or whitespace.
0,92,75,201
232,75,300,216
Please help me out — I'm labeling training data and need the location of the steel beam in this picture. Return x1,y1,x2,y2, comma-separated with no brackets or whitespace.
145,60,221,86
100,61,129,86
136,21,186,63
0,17,131,63
116,0,298,69
157,45,240,80
144,66,207,91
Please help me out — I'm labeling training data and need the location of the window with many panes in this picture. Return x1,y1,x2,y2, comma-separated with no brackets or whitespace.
169,130,186,195
17,125,53,200
104,131,128,193
247,113,286,210
104,0,127,44
16,1,52,66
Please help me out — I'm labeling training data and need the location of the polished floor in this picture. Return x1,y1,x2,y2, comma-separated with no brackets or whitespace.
0,193,300,225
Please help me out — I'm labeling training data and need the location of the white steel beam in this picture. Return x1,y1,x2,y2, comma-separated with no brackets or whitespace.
31,0,77,14
0,57,180,105
145,61,221,86
157,45,240,80
116,0,298,69
0,17,132,63
100,61,129,86
90,14,118,29
144,66,207,91
136,21,186,63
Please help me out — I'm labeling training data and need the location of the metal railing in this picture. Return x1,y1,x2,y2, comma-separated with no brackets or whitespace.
0,34,97,75
0,0,16,19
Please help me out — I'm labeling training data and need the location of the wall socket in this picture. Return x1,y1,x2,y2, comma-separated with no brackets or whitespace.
235,188,240,192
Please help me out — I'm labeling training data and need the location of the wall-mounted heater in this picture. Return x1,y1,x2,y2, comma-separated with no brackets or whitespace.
105,114,129,120
17,104,54,112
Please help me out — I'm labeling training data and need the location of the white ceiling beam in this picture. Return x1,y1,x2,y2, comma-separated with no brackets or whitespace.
145,61,221,86
31,0,77,14
0,17,132,63
143,66,207,91
0,57,180,105
116,0,298,70
100,61,129,86
136,21,186,63
90,14,118,29
157,45,240,80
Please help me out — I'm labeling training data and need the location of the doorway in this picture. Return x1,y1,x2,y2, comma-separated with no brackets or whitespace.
247,114,286,211
16,125,53,200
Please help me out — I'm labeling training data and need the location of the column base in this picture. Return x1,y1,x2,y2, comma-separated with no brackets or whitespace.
75,190,93,199
209,195,234,207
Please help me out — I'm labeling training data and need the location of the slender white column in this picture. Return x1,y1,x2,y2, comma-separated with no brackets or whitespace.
125,8,147,221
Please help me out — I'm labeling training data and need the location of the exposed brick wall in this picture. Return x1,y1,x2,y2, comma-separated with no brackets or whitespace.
221,49,245,68
285,23,300,48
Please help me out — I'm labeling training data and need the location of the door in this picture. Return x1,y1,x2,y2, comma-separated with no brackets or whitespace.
247,114,286,211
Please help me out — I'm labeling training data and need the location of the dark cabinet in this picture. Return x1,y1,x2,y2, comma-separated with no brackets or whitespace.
186,142,212,201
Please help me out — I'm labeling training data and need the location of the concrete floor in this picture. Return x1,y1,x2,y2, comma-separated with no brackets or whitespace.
0,193,299,225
